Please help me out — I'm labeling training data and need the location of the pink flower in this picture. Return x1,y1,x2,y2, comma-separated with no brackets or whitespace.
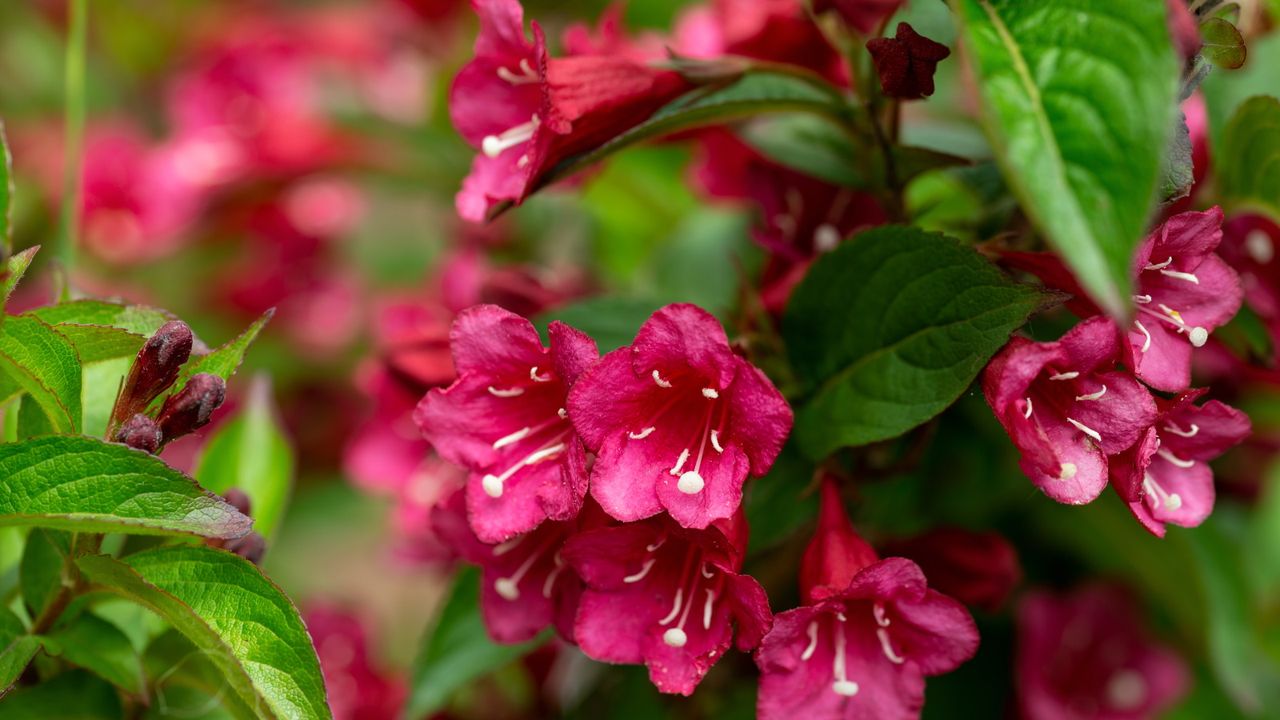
983,317,1157,505
1219,213,1280,345
415,305,599,543
434,489,589,643
674,0,845,83
305,605,406,720
812,0,906,35
567,304,792,528
1017,585,1189,720
1110,390,1250,537
882,527,1021,613
561,511,772,695
1124,207,1243,391
450,0,689,221
756,481,978,720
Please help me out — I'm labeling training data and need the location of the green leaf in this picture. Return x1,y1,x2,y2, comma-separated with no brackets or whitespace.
521,71,848,212
19,529,69,619
156,310,272,410
1200,17,1247,70
0,315,82,433
1219,95,1280,223
1159,111,1195,203
40,613,144,695
1,247,38,314
27,300,174,336
952,0,1180,317
406,567,547,719
743,444,817,556
0,606,38,692
81,358,132,439
0,435,251,539
144,630,256,720
49,325,146,364
0,121,12,257
536,297,662,354
0,669,122,718
195,376,294,538
784,226,1048,460
78,547,331,720
906,162,1015,241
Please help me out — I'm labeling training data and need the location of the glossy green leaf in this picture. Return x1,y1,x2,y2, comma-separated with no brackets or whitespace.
155,310,272,411
0,121,12,257
81,357,132,439
78,547,331,720
195,376,294,538
0,315,82,433
40,613,144,695
0,435,251,539
406,567,547,719
144,630,256,720
1219,96,1280,223
0,606,37,692
1200,17,1247,70
952,0,1180,317
0,669,122,718
784,226,1048,459
19,529,69,619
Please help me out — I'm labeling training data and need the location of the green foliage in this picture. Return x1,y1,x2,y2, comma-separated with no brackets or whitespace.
19,529,68,619
0,669,122,718
27,300,174,336
154,310,272,411
39,613,145,695
195,376,294,538
78,547,331,720
1200,17,1247,70
0,316,82,433
0,606,38,691
1218,96,1280,223
1,247,37,313
952,0,1180,317
537,297,666,354
0,436,251,538
144,630,257,720
406,567,548,719
784,226,1049,460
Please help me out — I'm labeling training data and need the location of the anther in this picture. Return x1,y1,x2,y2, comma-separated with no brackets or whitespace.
530,366,552,382
1023,397,1034,419
1049,371,1080,380
1157,449,1195,468
1059,462,1078,480
494,578,519,600
1143,473,1183,511
488,386,524,398
1133,294,1153,304
1075,385,1107,402
1247,229,1274,264
481,116,539,158
1135,321,1152,353
557,408,568,419
702,388,719,399
710,430,724,453
1188,326,1209,347
652,369,673,388
1067,418,1103,443
495,58,538,85
629,426,656,440
1145,256,1174,271
483,474,505,498
814,223,841,252
678,471,705,494
663,628,688,648
1163,422,1199,438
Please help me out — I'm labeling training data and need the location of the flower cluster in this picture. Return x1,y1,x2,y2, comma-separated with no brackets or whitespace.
987,208,1250,535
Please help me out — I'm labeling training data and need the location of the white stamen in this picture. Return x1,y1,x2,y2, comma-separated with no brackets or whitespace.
493,536,523,556
873,602,890,628
482,474,505,498
658,589,684,625
702,388,719,399
481,116,539,158
494,578,520,600
487,386,524,397
1246,229,1274,264
1107,670,1148,711
1059,462,1078,480
801,621,819,661
1143,472,1183,511
877,627,906,664
652,369,673,388
700,563,715,579
1188,326,1209,347
1067,418,1103,443
1158,449,1196,468
1049,371,1080,380
629,426,656,440
710,430,724,453
663,628,687,647
1075,385,1107,402
678,471,705,494
1024,397,1034,419
557,407,568,419
530,366,552,382
1158,304,1185,325
516,154,530,168
814,223,841,253
1133,294,1153,304
703,589,716,630
1145,256,1174,271
645,538,666,552
1163,422,1199,438
670,449,690,476
1160,268,1200,284
482,441,568,498
1135,320,1152,353
492,426,532,450
495,58,538,85
541,555,565,599
831,616,859,697
624,558,657,584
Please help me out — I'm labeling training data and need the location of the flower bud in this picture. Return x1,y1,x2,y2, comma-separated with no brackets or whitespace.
113,413,162,454
225,532,266,565
222,487,252,516
799,477,878,603
156,373,226,442
114,320,193,424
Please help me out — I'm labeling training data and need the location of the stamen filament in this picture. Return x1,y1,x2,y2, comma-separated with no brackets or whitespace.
1163,422,1199,438
629,426,656,440
831,613,859,697
1135,320,1152,353
1049,371,1080,380
623,558,657,584
481,116,539,158
487,386,524,398
530,366,552,382
1067,418,1103,443
1157,449,1195,468
877,627,906,664
652,369,673,388
1075,385,1107,402
1160,269,1200,284
1143,472,1183,511
801,621,819,661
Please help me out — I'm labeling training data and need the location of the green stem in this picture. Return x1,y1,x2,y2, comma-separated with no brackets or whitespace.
56,0,88,299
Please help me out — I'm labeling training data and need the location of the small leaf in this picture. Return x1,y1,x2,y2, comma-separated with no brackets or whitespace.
0,606,38,692
78,547,331,720
19,529,69,619
195,376,294,538
1219,96,1280,223
0,669,122,718
1,247,38,314
0,435,251,539
155,311,273,411
952,0,1180,317
784,226,1049,460
40,613,144,695
1159,111,1195,203
0,315,82,433
406,567,547,719
1200,17,1247,70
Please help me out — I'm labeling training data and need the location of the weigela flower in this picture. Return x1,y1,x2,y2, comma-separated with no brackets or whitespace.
865,23,951,100
561,510,772,695
305,605,407,720
674,0,845,83
882,527,1021,613
415,305,599,543
1110,390,1250,537
756,481,978,720
567,304,792,528
1017,586,1189,720
812,0,906,35
983,316,1157,505
434,489,588,643
450,0,689,221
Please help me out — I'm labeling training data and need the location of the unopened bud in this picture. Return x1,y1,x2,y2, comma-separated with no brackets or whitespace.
222,488,253,517
113,414,162,454
226,532,267,565
157,373,226,442
114,321,193,424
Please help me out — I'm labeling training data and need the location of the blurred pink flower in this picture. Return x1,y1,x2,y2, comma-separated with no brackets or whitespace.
882,527,1021,613
674,0,845,83
305,605,406,720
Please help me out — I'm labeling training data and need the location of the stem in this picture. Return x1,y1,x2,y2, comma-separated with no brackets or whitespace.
56,0,88,299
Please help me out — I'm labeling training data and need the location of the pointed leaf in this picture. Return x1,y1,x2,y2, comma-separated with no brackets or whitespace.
1219,95,1280,223
1,247,39,318
153,311,272,412
0,436,251,539
28,300,176,336
1200,17,1247,70
20,529,70,619
0,315,82,433
0,606,37,693
40,613,145,695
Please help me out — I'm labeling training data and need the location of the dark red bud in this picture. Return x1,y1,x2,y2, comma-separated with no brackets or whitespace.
883,528,1022,612
113,413,162,454
866,23,951,100
113,321,193,424
156,373,226,442
222,488,253,517
799,477,879,603
226,532,266,565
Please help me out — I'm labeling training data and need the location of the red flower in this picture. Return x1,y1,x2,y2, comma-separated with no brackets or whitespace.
882,528,1021,613
562,511,772,695
865,23,950,100
567,304,792,528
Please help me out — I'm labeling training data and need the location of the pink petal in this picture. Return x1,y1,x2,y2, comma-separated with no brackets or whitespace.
573,588,649,665
567,348,655,451
1012,409,1109,504
655,443,750,529
548,320,600,386
465,460,561,543
631,304,738,390
1165,399,1250,460
728,572,774,651
726,360,793,475
449,304,545,377
1057,316,1122,372
1064,370,1157,455
538,434,588,522
589,432,666,522
1126,319,1193,392
890,588,979,675
640,608,735,695
561,524,657,589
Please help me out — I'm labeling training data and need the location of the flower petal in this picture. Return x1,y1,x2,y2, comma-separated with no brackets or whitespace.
631,304,738,390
